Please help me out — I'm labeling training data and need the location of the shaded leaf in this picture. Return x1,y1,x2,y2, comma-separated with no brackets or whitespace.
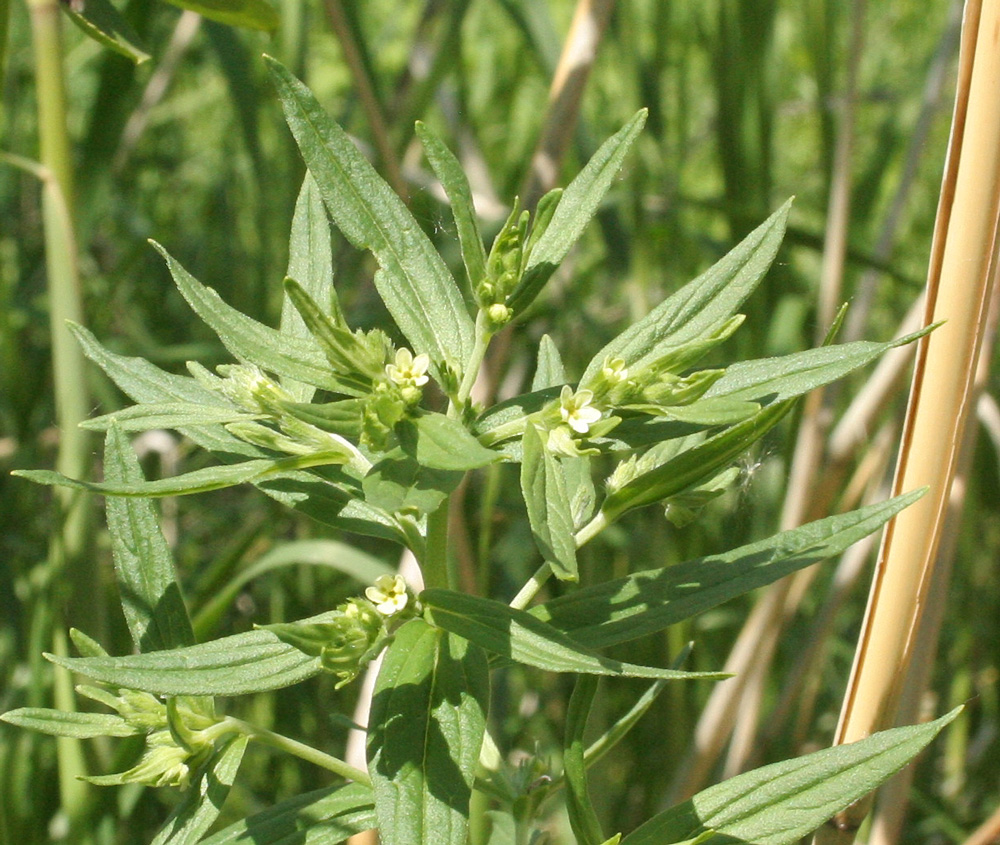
520,424,578,580
363,453,463,515
564,675,605,845
199,781,376,844
103,425,196,652
368,619,489,845
534,492,923,648
151,735,248,845
160,0,279,32
421,590,726,681
398,414,501,471
62,0,150,63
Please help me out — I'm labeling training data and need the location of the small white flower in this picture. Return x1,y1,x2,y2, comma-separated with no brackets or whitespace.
365,574,409,616
385,348,430,387
559,386,602,435
601,356,628,384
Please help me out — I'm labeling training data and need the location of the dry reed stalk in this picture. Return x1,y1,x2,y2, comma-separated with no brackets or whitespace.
814,0,1000,841
866,273,1000,845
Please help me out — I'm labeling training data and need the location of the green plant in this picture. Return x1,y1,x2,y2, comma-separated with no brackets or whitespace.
2,58,958,845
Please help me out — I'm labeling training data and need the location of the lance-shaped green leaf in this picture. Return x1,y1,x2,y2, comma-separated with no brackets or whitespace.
600,400,792,522
534,491,923,648
16,450,354,498
69,323,265,459
161,0,278,31
266,57,475,379
199,781,376,844
150,734,248,845
421,590,726,681
0,708,139,739
282,172,342,401
704,327,933,405
620,708,961,845
82,402,263,433
43,613,343,695
62,0,150,63
258,474,409,547
152,242,350,395
564,675,606,845
521,424,578,580
532,337,595,526
368,619,489,845
103,425,196,652
363,452,463,516
508,109,648,315
416,122,488,293
398,413,501,471
581,200,792,384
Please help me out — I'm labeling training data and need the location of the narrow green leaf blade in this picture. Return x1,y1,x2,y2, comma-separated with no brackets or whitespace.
266,58,475,378
581,200,792,384
535,491,923,648
283,172,342,401
621,708,961,845
421,591,725,681
564,676,605,845
705,329,931,405
601,401,792,522
152,242,347,395
44,616,336,695
16,451,351,498
520,425,578,580
199,781,376,844
510,109,648,315
160,0,279,31
82,402,262,432
368,619,489,845
62,0,150,63
103,425,196,652
398,413,501,471
0,708,138,739
416,122,488,293
150,735,248,845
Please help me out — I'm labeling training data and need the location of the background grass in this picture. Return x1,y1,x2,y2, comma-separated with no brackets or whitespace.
1,1,997,842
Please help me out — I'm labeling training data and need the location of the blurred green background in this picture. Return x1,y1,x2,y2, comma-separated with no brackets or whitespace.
1,1,997,842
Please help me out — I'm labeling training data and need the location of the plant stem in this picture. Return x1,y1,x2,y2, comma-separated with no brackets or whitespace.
422,501,452,589
26,0,96,827
510,511,608,610
224,717,372,786
455,310,492,409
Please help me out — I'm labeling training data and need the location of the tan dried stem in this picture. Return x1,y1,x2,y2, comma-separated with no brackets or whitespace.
867,254,1000,845
814,0,1000,840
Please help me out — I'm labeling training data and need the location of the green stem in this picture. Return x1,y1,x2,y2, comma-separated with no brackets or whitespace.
26,0,97,827
455,310,493,409
422,500,452,589
224,717,372,786
510,511,608,610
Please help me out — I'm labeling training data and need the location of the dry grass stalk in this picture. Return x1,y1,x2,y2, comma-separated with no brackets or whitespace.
814,0,1000,840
